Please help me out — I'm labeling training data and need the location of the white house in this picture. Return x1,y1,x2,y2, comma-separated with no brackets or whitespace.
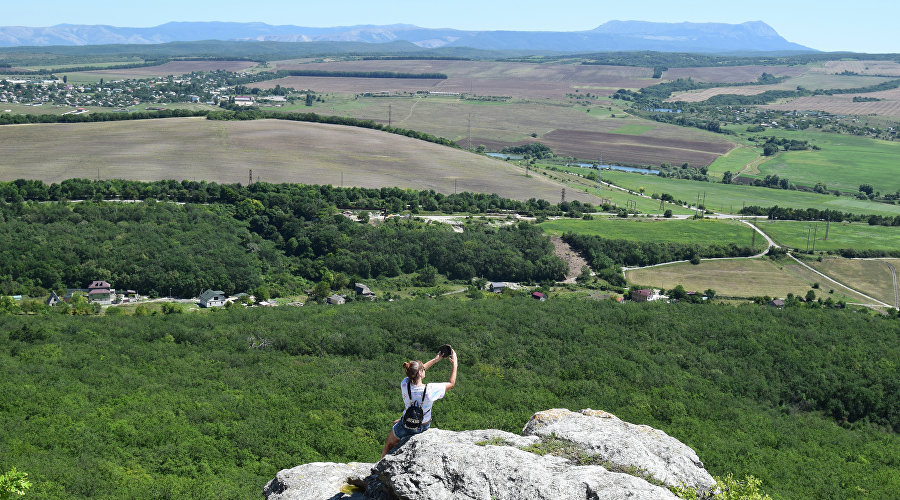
199,289,226,308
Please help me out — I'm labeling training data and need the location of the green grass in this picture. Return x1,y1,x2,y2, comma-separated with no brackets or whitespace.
600,170,900,217
752,131,900,194
609,124,655,135
540,218,766,251
706,146,760,179
755,220,900,252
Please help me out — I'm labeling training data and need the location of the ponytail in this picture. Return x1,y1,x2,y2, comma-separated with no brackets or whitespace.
404,360,424,382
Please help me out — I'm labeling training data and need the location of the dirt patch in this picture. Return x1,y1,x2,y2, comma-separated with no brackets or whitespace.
550,235,589,283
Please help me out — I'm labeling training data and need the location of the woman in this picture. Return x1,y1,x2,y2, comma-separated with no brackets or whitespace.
380,347,457,458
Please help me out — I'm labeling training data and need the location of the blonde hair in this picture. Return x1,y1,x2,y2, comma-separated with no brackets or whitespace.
403,360,424,383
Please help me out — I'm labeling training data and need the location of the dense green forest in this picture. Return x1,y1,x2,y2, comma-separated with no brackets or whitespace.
0,181,578,296
0,299,897,498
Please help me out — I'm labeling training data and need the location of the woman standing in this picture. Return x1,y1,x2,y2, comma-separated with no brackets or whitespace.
380,347,457,458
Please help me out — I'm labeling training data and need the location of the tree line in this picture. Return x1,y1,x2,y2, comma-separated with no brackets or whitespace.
739,205,900,227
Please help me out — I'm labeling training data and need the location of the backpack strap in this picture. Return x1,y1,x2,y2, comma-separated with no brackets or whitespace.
421,384,427,403
407,379,413,403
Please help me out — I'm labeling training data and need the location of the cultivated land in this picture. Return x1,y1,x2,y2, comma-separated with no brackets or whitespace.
599,170,900,217
67,60,259,80
539,217,766,251
752,130,900,193
706,146,761,179
625,257,871,303
756,221,900,253
806,257,897,306
0,118,601,204
762,88,900,118
661,65,808,83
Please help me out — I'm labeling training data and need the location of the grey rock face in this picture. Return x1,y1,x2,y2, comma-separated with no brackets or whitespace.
263,461,374,500
522,408,715,492
264,409,714,500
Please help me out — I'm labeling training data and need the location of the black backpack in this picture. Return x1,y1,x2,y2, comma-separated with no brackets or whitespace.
402,383,427,430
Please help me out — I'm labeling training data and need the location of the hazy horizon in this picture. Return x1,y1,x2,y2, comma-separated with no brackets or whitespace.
3,0,898,53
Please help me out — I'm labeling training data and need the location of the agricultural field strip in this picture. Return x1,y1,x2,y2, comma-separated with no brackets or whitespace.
863,258,899,308
786,253,890,307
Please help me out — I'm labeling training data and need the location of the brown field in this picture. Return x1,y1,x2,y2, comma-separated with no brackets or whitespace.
807,257,897,306
79,60,258,78
817,60,900,77
536,129,733,167
762,91,900,117
661,65,808,83
668,85,784,103
260,59,655,99
0,117,603,203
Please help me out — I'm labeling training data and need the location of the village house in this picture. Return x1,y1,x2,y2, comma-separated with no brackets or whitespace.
532,292,547,301
87,280,113,304
631,289,652,302
199,289,226,308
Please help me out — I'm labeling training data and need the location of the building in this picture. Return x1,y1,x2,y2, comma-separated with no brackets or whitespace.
532,292,547,301
769,299,785,308
47,291,61,307
327,294,346,305
199,289,227,308
87,280,113,304
631,289,652,302
488,282,507,293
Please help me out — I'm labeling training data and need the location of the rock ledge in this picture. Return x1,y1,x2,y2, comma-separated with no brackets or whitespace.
264,408,714,500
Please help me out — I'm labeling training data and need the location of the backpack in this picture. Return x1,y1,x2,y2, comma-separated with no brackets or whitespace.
402,382,427,430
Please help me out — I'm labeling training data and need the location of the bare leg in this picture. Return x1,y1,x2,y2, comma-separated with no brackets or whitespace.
381,430,400,459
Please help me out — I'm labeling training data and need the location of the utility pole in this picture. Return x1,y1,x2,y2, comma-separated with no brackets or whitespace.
812,224,818,252
97,167,100,182
751,229,756,248
341,172,343,187
249,169,253,185
806,225,811,252
561,188,566,204
824,216,830,241
388,104,391,127
467,113,472,148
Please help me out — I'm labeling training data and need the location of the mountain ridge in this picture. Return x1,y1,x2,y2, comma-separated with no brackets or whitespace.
0,20,814,53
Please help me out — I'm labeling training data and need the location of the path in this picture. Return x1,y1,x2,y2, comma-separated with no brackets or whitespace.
883,260,899,308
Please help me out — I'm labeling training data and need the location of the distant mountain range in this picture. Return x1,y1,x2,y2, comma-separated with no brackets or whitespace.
0,21,814,53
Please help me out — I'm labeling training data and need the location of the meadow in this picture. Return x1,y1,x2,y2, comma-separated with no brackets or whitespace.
806,257,898,307
540,217,766,252
757,220,900,253
625,257,870,304
599,170,900,217
752,130,900,194
0,117,600,204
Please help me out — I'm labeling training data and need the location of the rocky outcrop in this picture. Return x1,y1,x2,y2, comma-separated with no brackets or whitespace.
264,409,714,500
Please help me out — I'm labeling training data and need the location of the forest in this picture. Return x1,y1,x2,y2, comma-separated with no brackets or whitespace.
1,299,897,499
0,182,576,296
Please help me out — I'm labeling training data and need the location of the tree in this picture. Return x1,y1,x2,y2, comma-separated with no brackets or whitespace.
722,171,733,184
0,467,32,499
305,93,313,106
310,280,332,301
763,143,779,156
664,209,673,218
669,285,688,300
415,265,438,287
805,290,816,302
704,289,717,300
859,184,874,196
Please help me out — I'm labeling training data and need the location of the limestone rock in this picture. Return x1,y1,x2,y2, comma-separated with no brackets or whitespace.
264,409,715,500
263,461,374,500
373,428,678,500
522,408,715,492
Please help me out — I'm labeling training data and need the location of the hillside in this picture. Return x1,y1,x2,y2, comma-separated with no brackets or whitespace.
1,300,897,498
0,118,599,204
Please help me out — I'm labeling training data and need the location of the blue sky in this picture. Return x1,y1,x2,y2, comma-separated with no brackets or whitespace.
4,0,897,53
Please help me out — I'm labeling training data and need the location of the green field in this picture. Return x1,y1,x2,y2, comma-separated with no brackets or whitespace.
807,257,898,306
600,170,900,217
756,220,900,252
609,123,656,135
706,146,761,179
540,217,766,251
752,130,900,194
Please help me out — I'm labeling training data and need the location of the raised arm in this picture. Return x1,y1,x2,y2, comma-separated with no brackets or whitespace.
423,354,442,370
445,350,458,391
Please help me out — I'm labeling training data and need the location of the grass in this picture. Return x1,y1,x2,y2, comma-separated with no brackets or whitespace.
756,220,900,252
625,257,868,303
752,131,900,194
540,218,766,251
600,170,900,217
609,124,655,135
706,146,760,179
806,257,897,306
0,117,601,204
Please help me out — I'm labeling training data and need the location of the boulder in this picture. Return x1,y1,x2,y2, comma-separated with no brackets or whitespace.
523,408,715,492
264,409,714,500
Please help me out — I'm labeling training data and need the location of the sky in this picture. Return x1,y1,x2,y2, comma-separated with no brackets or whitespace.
3,0,898,53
